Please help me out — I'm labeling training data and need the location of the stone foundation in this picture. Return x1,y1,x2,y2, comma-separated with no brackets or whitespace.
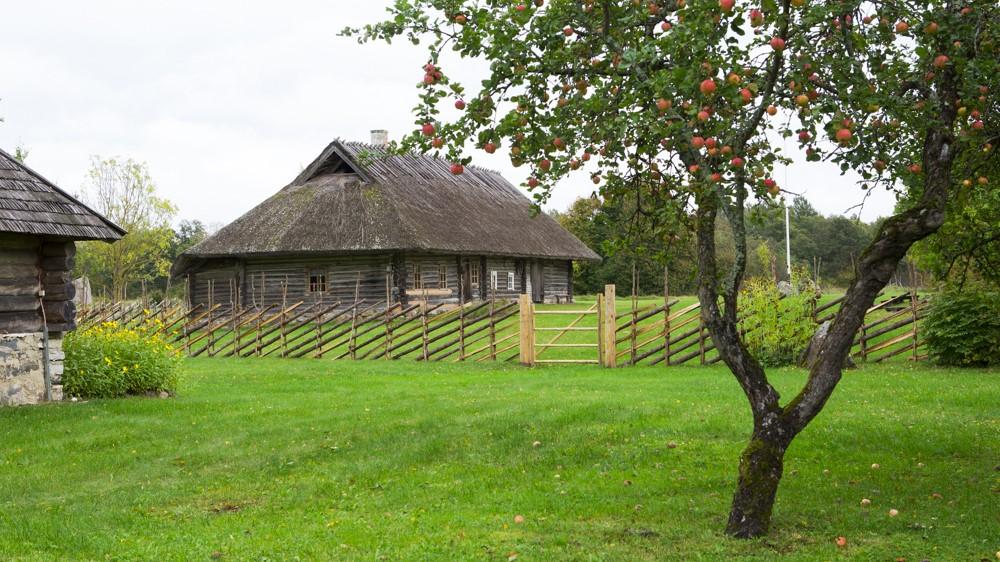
0,332,64,406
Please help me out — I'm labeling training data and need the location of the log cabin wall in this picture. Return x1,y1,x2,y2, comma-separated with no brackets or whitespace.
542,260,572,303
0,233,76,334
187,253,575,310
0,233,42,333
486,257,520,300
404,254,461,306
191,255,393,309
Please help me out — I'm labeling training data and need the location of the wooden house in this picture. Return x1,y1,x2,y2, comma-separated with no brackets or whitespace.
173,135,599,310
0,148,124,405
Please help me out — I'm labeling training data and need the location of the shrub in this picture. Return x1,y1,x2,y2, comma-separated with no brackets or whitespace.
923,290,1000,367
64,319,182,398
739,274,819,367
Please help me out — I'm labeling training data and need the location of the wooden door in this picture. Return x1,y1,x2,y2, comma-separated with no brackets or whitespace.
530,262,545,303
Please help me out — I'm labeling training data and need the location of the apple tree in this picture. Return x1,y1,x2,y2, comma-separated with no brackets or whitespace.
346,0,997,538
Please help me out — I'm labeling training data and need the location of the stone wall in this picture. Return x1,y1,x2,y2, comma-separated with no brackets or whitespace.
0,332,64,406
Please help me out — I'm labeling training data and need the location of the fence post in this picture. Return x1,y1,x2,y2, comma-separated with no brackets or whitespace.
602,284,617,368
518,294,535,366
663,267,671,366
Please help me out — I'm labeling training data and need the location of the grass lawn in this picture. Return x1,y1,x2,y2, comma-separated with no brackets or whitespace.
1,359,997,561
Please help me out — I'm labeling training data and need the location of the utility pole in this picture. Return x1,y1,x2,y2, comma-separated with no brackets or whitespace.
785,203,793,279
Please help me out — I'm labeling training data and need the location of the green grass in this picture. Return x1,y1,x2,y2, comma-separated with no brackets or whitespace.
2,360,997,561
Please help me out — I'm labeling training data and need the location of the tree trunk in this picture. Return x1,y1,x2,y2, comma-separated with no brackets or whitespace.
726,430,790,538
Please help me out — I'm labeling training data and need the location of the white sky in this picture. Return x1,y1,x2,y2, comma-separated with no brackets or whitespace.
0,0,899,228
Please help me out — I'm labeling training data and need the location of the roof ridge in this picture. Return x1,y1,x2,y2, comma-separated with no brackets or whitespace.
340,140,507,177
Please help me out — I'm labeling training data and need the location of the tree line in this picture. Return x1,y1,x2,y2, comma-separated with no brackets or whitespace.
553,195,878,296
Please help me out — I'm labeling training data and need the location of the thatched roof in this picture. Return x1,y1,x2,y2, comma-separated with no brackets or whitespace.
176,140,599,273
0,148,124,241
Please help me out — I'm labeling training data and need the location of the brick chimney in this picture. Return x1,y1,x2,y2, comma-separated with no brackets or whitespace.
370,130,389,147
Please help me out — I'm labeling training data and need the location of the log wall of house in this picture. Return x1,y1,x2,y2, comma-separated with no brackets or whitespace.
0,233,76,334
486,257,520,301
187,253,575,309
543,260,572,303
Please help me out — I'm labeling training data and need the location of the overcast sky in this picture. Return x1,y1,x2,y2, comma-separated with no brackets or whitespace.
0,0,899,228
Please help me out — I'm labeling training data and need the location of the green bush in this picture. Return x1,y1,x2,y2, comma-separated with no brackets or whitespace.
923,290,1000,367
739,274,819,367
64,319,182,398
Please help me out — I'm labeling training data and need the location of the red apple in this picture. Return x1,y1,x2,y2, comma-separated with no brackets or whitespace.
972,120,984,130
769,36,786,51
798,130,811,142
895,21,909,33
730,156,745,168
710,172,723,182
484,142,497,154
700,78,717,95
750,9,764,26
697,110,711,121
656,98,672,112
740,88,753,104
564,26,574,36
688,164,700,174
835,128,853,144
719,0,735,13
933,54,949,68
692,136,706,148
432,137,444,148
661,21,672,32
450,163,464,175
705,137,718,149
421,122,436,136
553,137,565,149
539,159,552,171
527,177,539,188
766,105,777,116
454,99,466,110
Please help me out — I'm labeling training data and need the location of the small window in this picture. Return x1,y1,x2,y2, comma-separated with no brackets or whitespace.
470,263,480,288
411,264,423,290
308,271,327,293
491,270,498,291
438,264,448,289
507,271,515,291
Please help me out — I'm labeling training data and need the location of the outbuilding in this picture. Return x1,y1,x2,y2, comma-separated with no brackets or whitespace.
0,149,124,405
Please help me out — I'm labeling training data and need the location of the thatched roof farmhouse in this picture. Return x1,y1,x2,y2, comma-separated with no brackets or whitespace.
0,148,123,405
174,134,598,309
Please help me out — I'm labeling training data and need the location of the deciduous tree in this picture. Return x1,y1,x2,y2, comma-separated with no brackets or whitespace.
348,0,997,537
76,157,176,301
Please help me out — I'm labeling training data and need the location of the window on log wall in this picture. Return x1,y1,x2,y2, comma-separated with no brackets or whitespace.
308,271,327,293
409,265,423,290
507,272,515,291
470,261,480,288
438,264,448,289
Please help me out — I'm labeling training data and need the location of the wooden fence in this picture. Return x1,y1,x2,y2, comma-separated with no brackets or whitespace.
77,285,929,366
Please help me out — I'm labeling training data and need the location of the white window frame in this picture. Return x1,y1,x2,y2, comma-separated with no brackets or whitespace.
491,270,498,291
507,271,515,291
438,264,448,289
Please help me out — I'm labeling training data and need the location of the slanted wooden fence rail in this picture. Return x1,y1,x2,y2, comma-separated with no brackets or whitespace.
78,284,929,366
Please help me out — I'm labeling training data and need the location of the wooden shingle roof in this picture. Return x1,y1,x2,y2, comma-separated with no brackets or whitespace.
176,140,599,273
0,148,124,241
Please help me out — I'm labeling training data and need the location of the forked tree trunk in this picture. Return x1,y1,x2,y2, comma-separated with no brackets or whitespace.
694,70,958,537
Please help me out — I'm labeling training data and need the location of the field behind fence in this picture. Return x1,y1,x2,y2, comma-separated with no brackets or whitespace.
77,284,929,367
